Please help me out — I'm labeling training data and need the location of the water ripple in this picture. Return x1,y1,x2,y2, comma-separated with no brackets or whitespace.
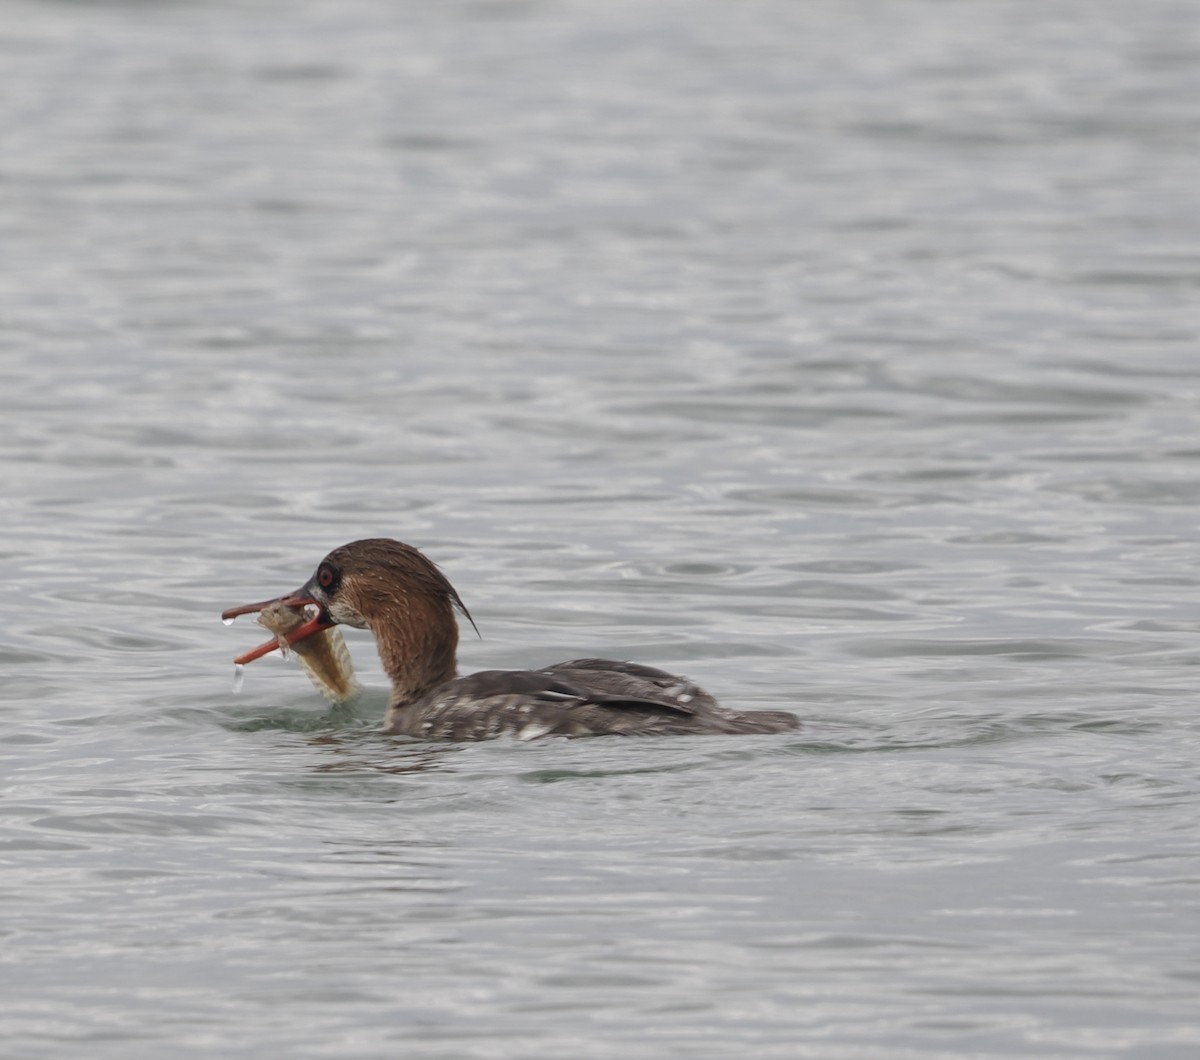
4,0,1200,1056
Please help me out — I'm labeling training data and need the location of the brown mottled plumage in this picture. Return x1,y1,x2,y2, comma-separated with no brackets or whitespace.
224,538,800,741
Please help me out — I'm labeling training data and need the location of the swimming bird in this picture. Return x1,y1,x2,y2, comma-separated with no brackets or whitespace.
222,538,800,740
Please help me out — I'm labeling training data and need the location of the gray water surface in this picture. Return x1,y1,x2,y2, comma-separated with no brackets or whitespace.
4,0,1200,1056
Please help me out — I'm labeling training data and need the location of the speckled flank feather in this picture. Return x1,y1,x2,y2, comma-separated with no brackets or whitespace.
383,658,801,740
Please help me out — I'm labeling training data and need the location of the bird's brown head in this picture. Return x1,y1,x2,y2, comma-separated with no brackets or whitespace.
302,538,475,634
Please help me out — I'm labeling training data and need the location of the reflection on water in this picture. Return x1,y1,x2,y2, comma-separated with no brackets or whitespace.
4,0,1200,1056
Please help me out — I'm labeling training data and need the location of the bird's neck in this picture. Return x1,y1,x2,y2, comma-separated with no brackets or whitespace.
368,597,459,710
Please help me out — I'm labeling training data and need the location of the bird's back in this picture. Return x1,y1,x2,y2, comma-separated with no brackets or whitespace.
384,657,799,740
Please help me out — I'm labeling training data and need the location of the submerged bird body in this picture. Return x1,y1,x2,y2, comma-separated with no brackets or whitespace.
223,538,799,741
388,658,795,740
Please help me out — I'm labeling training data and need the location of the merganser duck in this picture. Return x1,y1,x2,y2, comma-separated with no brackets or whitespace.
222,538,800,740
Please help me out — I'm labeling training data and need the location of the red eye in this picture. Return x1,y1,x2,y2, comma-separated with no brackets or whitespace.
318,564,336,589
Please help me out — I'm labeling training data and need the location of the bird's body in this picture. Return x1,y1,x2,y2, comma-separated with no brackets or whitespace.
223,538,799,741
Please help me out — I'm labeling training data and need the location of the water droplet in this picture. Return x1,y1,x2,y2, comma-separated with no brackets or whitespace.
222,616,236,626
232,664,245,694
